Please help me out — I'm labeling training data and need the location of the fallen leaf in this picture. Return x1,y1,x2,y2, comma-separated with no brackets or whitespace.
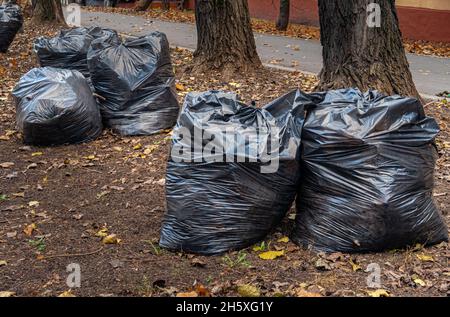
96,191,110,199
0,291,15,297
102,234,121,244
194,284,211,297
349,259,362,272
416,254,434,262
259,250,285,260
28,201,39,207
133,144,142,150
314,258,332,271
175,83,186,91
95,228,108,237
191,258,206,268
413,277,426,287
277,236,289,243
58,290,76,297
6,231,17,238
156,178,165,186
176,291,198,297
367,289,390,297
237,284,260,297
24,223,37,236
144,145,158,154
0,162,14,168
0,260,7,266
31,152,43,157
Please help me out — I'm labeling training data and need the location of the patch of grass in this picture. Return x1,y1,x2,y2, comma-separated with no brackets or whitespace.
28,237,46,252
252,241,270,252
143,240,163,256
136,275,153,297
223,251,251,268
0,194,7,202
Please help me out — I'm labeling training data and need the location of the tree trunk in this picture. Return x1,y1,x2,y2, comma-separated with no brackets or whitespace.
32,0,66,25
276,0,289,31
192,0,261,76
316,0,420,99
162,0,169,11
135,0,153,11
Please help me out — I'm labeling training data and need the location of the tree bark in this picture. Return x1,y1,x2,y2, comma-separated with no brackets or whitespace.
316,0,420,99
32,0,66,25
276,0,289,31
192,0,261,76
162,0,169,11
135,0,153,11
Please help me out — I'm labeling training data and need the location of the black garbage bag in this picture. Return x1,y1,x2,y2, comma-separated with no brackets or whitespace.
87,32,179,136
0,3,23,53
159,90,305,255
12,67,103,146
292,88,448,253
33,26,119,81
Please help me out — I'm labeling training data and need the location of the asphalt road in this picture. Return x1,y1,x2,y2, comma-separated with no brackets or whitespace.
81,11,450,97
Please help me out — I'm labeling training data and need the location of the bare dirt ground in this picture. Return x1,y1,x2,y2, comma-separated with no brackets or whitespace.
0,20,449,297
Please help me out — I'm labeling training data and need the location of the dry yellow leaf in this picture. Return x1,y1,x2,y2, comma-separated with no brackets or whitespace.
175,83,186,91
144,145,158,155
367,289,390,297
349,259,362,272
413,278,426,287
0,291,15,297
24,223,37,236
176,291,198,297
277,236,289,243
102,234,121,244
259,250,285,260
237,284,260,297
416,254,434,262
0,260,7,266
58,290,76,297
133,144,142,150
95,228,108,237
31,152,43,157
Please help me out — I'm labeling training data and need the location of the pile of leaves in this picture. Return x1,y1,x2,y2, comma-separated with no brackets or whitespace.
86,6,450,58
0,18,449,298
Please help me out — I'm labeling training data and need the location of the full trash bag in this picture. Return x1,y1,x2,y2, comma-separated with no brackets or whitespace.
292,88,448,253
159,90,305,255
34,26,119,81
0,3,23,53
87,32,179,136
12,67,103,146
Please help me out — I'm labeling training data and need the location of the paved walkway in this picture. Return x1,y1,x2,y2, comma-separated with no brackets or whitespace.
81,11,450,97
